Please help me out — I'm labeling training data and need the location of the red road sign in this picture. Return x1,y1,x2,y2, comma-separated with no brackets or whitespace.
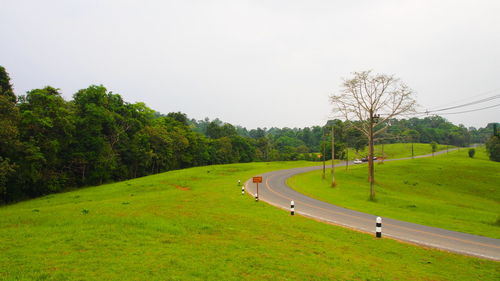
252,176,263,183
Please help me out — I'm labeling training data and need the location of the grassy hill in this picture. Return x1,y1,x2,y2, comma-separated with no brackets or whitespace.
347,143,452,160
0,160,498,280
288,147,500,238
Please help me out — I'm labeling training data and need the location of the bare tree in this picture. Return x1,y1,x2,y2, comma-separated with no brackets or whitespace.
330,71,417,201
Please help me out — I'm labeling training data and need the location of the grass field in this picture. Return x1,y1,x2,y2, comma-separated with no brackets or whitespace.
1,160,499,280
288,147,500,239
347,143,452,160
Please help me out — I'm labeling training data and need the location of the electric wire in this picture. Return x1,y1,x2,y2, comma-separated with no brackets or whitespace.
423,94,500,113
437,103,500,115
331,88,500,120
424,88,500,111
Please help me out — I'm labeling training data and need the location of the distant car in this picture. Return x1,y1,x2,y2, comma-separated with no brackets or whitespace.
361,157,377,162
353,159,362,164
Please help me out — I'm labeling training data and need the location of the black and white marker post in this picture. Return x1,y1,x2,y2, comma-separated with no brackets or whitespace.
255,193,259,202
290,200,295,215
376,216,382,238
241,186,245,195
238,179,241,186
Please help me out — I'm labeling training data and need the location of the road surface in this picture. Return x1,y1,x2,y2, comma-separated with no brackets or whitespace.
245,150,500,261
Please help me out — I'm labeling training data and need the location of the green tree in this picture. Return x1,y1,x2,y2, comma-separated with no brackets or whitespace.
0,157,16,201
254,136,271,161
0,93,20,201
72,85,131,185
0,66,21,201
206,121,224,139
430,141,438,156
485,135,500,162
211,137,234,163
345,124,367,153
249,128,266,139
167,112,189,125
0,66,16,103
17,86,75,195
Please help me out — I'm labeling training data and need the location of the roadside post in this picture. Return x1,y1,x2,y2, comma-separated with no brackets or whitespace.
290,200,295,215
238,179,241,186
241,186,245,195
376,217,382,238
252,176,262,201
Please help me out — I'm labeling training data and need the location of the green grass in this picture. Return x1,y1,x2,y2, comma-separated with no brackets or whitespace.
347,143,453,160
288,147,500,239
1,161,498,280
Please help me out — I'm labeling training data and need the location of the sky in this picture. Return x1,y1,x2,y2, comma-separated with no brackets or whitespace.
1,0,499,129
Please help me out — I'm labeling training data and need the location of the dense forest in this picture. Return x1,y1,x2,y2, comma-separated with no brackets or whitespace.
0,66,496,203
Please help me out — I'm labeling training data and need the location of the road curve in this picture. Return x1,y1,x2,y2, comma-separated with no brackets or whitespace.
245,150,500,261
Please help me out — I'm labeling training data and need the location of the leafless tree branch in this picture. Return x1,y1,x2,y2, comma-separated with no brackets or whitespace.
330,70,417,200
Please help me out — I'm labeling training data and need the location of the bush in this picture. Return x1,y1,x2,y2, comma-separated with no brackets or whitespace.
485,136,500,162
468,148,475,158
430,141,438,155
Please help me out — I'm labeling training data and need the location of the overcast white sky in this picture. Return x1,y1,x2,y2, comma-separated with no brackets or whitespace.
1,0,499,129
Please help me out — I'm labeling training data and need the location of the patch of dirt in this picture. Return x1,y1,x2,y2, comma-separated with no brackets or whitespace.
159,180,191,191
175,185,190,191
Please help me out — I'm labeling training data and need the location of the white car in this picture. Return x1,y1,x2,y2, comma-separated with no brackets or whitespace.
353,159,362,164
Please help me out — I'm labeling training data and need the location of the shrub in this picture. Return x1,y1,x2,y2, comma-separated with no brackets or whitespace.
495,216,500,227
468,148,475,158
430,141,438,156
485,136,500,162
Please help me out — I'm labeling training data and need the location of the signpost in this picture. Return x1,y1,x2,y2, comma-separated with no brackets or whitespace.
252,176,262,200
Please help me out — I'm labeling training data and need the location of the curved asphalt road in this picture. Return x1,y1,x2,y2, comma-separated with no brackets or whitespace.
245,149,500,261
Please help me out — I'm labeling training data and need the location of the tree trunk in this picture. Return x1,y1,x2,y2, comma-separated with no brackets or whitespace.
81,165,86,183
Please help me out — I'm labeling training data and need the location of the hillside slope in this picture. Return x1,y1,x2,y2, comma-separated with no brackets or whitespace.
289,147,500,238
347,143,452,160
0,161,498,280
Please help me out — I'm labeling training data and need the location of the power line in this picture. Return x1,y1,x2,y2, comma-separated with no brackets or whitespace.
425,88,500,111
383,101,499,119
437,103,500,115
330,88,500,120
423,94,500,113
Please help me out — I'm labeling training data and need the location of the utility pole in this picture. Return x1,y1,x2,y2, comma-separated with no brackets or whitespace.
331,125,336,187
381,142,385,164
345,147,349,171
322,129,326,179
266,138,270,161
368,112,376,201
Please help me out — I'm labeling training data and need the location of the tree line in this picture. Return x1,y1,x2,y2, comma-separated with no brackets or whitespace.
0,66,495,203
